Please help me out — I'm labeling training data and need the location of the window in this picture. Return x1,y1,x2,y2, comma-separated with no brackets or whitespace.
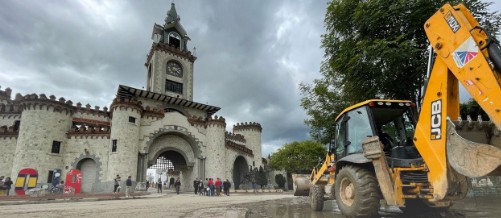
335,119,347,158
112,139,118,152
129,116,136,124
13,120,20,131
51,141,61,154
167,31,181,49
47,170,54,183
346,107,373,155
165,79,183,94
147,66,152,91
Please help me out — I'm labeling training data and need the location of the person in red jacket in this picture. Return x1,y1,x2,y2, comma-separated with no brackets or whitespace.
215,178,222,196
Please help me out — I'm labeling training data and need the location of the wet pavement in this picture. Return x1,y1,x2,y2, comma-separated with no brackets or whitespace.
0,191,500,217
240,196,501,218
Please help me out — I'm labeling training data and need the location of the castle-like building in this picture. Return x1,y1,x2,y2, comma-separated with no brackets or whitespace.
0,3,263,193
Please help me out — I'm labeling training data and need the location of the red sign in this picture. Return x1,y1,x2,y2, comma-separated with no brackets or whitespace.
66,169,82,194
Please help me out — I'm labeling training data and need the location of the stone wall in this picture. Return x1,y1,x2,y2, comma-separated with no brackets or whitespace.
11,103,72,182
468,177,501,197
64,137,110,182
0,137,17,177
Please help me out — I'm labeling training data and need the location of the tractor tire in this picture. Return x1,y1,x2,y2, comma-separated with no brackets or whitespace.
309,185,324,211
335,165,381,217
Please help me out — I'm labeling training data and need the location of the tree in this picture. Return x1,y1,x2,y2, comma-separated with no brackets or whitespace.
301,0,501,142
460,99,489,121
275,174,286,189
256,166,267,188
269,140,326,174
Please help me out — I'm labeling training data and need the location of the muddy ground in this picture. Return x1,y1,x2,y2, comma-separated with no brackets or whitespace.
0,193,499,218
243,196,501,218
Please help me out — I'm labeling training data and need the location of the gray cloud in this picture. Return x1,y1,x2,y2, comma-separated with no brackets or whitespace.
4,1,500,155
0,0,327,155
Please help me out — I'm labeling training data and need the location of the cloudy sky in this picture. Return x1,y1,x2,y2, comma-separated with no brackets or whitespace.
0,1,500,156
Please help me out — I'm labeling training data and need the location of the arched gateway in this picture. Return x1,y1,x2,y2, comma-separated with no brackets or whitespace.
137,131,202,191
233,156,249,189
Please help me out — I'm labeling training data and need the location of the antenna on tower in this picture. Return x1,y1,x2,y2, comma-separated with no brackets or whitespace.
193,46,197,57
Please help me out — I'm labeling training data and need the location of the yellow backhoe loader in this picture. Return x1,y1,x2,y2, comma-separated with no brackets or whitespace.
294,4,501,217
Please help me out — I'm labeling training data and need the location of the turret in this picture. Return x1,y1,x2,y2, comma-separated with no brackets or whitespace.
11,93,73,183
205,115,226,178
108,97,142,180
0,86,12,104
233,122,263,169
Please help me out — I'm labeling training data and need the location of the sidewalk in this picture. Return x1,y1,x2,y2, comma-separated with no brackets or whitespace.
0,190,160,206
0,187,289,206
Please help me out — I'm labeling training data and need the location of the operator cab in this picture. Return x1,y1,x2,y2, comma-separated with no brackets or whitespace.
333,100,420,165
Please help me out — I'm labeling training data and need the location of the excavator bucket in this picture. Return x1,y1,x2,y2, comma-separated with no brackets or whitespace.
292,174,311,196
447,119,501,177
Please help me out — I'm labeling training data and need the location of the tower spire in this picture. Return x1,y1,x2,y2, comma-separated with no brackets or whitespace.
165,2,180,24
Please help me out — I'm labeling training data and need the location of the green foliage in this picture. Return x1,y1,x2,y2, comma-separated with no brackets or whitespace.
256,166,267,188
269,140,326,174
460,99,489,121
275,174,286,189
301,0,501,142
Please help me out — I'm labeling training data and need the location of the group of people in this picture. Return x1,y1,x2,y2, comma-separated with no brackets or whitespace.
0,176,13,196
193,178,231,196
113,174,133,198
151,177,181,194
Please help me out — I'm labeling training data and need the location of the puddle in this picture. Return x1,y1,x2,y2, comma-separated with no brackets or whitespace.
238,196,501,218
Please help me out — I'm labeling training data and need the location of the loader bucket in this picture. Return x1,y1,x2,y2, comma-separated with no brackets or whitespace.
292,174,311,196
447,120,501,177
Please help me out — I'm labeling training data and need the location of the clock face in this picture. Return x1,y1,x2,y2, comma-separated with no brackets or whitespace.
167,61,183,77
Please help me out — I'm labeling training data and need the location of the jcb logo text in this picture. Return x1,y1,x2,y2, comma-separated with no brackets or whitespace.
431,100,442,140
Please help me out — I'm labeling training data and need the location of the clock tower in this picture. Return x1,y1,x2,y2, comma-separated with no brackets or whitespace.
145,3,196,101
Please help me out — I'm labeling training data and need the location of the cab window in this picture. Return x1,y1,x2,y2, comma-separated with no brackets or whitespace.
346,107,374,154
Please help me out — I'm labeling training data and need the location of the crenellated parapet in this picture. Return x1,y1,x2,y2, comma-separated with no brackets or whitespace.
142,106,164,119
187,115,206,128
0,125,19,139
187,115,226,128
74,102,110,118
0,103,21,115
233,122,262,132
67,124,111,139
110,97,143,114
225,140,253,157
207,115,226,128
69,117,111,138
18,93,75,115
145,43,196,66
225,131,246,143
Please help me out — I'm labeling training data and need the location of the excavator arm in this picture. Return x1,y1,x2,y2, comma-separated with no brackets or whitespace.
415,3,501,202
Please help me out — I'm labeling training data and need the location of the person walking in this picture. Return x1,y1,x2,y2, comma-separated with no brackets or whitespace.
223,179,231,196
174,177,181,194
157,177,162,193
125,176,132,198
208,178,214,196
169,177,175,189
193,178,199,195
113,175,121,193
215,178,221,196
146,180,150,191
3,177,13,196
198,179,204,195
